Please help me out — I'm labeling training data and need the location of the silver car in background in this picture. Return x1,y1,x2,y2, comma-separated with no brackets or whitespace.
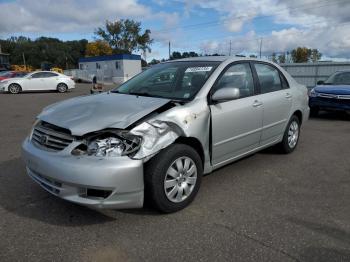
22,57,309,213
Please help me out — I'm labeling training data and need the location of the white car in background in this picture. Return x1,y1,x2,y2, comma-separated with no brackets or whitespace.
0,71,75,94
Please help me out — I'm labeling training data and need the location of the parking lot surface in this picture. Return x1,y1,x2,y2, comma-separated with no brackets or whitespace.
0,84,349,262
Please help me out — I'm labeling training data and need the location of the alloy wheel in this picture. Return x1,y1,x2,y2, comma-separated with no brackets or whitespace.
57,84,67,93
164,156,197,203
9,84,20,94
288,120,299,148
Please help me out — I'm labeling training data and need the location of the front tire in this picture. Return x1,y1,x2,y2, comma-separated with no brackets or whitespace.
278,115,300,154
145,143,203,213
8,84,21,94
57,83,68,93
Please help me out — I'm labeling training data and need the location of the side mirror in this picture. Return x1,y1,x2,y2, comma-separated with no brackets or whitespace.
212,87,240,103
317,80,324,85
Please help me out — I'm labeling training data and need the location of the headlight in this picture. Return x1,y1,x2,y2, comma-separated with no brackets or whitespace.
74,131,142,157
309,88,317,97
0,80,8,85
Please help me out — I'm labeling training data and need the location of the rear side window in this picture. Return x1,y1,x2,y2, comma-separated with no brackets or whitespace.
280,73,289,89
254,63,283,94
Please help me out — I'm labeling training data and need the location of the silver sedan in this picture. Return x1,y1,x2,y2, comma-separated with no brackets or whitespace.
22,57,309,213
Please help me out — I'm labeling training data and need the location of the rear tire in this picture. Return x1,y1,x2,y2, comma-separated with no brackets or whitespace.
8,84,21,94
57,83,68,93
278,115,300,154
144,143,203,213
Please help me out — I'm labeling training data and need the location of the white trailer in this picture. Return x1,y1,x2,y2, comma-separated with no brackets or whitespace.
66,54,141,85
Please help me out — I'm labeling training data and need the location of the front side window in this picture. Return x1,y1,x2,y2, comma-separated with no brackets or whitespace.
41,72,58,78
213,63,254,98
254,63,283,94
114,61,219,101
325,72,350,85
31,72,43,78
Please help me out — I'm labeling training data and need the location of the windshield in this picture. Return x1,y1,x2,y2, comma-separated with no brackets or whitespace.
113,61,220,101
324,71,350,85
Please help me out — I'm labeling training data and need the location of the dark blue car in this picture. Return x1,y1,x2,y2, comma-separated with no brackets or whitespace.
309,71,350,116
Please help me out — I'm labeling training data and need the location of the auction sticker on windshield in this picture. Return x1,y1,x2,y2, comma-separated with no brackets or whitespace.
185,67,213,73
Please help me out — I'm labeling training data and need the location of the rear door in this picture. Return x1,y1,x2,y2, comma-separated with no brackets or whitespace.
252,62,292,145
210,62,263,166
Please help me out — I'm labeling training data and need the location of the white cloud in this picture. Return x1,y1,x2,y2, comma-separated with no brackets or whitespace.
180,0,350,58
0,0,173,34
199,23,350,59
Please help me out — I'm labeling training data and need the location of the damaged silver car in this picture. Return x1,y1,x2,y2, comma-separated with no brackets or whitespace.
22,57,309,213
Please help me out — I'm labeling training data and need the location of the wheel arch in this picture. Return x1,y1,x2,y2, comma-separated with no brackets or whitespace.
57,82,68,88
174,137,205,168
292,110,303,125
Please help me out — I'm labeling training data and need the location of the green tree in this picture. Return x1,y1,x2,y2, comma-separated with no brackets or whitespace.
170,51,182,60
271,52,277,63
278,53,286,64
149,58,160,65
0,36,87,69
310,49,322,62
95,19,153,54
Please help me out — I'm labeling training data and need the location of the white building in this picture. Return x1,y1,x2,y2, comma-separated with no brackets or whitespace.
70,54,141,84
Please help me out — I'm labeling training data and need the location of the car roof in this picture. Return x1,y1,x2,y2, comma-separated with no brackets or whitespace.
164,56,268,63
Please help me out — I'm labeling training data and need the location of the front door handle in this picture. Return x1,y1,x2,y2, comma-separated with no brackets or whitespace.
252,100,263,107
285,93,292,99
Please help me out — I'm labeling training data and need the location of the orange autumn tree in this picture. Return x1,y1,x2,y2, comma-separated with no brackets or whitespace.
85,40,113,57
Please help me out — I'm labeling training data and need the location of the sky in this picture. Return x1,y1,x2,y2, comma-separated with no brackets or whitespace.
0,0,350,62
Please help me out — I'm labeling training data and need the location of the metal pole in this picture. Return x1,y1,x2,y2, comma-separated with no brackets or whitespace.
168,41,171,60
22,53,26,69
229,40,232,56
259,38,262,58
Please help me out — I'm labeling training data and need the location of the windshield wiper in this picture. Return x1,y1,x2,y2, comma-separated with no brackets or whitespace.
128,91,154,97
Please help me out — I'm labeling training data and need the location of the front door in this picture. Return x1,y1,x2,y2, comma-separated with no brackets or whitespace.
210,63,263,167
26,72,46,90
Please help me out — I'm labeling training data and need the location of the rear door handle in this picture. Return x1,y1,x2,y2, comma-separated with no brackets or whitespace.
252,100,263,107
285,93,292,99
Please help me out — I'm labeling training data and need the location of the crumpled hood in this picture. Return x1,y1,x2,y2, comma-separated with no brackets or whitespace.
315,85,350,95
38,92,171,135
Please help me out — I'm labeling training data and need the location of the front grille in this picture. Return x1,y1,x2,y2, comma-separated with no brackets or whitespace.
318,92,350,100
317,97,350,106
31,121,74,151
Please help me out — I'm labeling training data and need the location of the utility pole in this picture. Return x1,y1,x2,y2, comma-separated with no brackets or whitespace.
22,53,26,69
259,38,262,59
229,40,232,56
168,41,171,60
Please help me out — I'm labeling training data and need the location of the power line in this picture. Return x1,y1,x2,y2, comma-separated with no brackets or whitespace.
170,21,350,56
153,0,347,34
181,20,350,46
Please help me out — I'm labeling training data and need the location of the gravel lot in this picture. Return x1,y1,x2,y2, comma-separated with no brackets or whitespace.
0,83,349,262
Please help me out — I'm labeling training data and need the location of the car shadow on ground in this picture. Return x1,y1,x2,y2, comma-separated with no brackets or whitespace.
0,158,118,226
311,111,350,121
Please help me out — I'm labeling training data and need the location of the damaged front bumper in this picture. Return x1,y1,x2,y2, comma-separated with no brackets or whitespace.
22,137,144,209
